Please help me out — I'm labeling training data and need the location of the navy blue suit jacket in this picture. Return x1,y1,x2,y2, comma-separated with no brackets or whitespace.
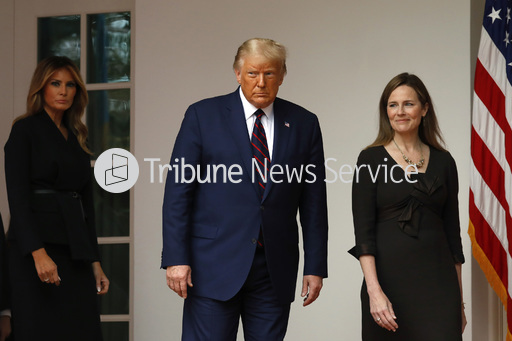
162,89,328,304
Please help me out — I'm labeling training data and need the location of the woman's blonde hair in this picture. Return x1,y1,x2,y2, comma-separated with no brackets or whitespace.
15,56,91,153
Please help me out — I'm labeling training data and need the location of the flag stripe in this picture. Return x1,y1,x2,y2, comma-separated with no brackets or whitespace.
470,191,509,286
475,60,512,171
471,161,509,250
471,128,510,214
472,94,507,170
470,131,512,256
477,28,509,95
469,219,509,307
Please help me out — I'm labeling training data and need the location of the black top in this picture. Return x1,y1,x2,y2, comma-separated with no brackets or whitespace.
350,146,464,340
350,145,465,263
0,214,8,311
4,111,99,261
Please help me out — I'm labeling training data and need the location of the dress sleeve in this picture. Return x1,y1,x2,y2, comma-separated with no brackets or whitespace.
4,120,45,255
442,153,465,264
349,149,378,259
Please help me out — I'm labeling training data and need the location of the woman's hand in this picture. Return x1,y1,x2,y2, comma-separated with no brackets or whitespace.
456,264,466,334
461,304,467,333
92,261,109,295
0,315,11,341
32,248,60,286
359,255,398,332
368,288,398,332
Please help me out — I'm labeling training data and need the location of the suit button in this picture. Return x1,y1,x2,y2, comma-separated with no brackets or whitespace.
251,238,257,244
260,206,264,210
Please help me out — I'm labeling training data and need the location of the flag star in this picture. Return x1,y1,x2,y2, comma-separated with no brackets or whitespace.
507,8,511,23
505,32,510,47
488,7,502,23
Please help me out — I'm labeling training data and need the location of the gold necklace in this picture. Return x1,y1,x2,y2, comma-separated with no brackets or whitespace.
393,139,425,169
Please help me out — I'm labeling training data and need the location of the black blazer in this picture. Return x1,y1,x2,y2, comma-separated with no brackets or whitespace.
0,214,8,312
4,111,99,261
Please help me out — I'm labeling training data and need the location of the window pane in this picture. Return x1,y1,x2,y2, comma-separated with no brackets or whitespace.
102,322,129,341
99,244,129,315
93,180,129,237
87,12,131,83
38,15,80,65
87,89,130,159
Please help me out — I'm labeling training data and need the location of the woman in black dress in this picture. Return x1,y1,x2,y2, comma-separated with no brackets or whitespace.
349,73,466,340
0,214,11,341
4,56,109,340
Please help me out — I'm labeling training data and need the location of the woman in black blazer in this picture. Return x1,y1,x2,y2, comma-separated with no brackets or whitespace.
4,56,109,340
0,214,11,341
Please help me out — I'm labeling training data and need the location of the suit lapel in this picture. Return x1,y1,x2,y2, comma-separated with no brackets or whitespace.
223,90,262,197
262,98,292,201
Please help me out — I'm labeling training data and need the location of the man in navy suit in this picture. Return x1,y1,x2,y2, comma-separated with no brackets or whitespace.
162,38,328,340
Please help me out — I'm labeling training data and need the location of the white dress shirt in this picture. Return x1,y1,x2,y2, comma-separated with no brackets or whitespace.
239,87,275,160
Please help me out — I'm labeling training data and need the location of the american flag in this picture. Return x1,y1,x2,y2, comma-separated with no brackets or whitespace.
469,0,512,339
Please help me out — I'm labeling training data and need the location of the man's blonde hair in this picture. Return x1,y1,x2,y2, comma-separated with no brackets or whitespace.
233,38,287,74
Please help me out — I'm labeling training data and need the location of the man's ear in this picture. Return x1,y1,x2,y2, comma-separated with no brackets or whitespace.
235,68,242,85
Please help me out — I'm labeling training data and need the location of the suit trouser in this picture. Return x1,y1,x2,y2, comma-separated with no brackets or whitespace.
182,247,291,341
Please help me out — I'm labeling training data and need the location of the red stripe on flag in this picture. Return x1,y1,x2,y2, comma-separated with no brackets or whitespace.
470,190,509,287
474,59,512,170
471,127,509,212
471,126,512,258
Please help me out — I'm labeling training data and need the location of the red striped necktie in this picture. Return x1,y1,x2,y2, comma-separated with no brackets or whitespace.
251,109,270,198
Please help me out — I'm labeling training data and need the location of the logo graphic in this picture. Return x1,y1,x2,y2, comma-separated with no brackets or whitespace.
105,153,128,186
94,148,139,193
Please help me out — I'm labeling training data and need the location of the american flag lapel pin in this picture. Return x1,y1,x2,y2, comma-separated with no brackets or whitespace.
284,121,290,128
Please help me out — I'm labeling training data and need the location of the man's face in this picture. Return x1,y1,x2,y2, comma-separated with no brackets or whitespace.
235,54,284,109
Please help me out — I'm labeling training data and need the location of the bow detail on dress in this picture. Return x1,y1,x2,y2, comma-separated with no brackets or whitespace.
396,175,442,237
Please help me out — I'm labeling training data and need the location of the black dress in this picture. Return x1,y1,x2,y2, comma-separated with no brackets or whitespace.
350,146,465,341
4,111,102,341
0,214,9,313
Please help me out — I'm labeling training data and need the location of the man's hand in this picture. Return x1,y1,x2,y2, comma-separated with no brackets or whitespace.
166,265,193,298
301,275,323,307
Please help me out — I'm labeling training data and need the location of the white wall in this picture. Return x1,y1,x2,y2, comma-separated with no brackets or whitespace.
0,0,15,223
134,0,473,340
